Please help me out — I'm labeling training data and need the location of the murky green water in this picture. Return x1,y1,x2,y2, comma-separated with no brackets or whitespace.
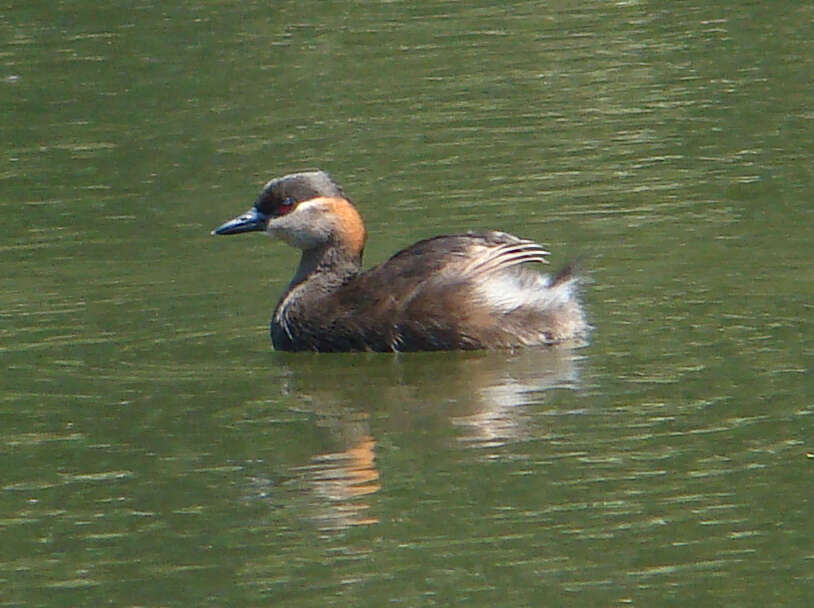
2,1,812,606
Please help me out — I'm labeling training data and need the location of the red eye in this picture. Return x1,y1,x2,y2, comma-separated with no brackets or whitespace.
277,197,295,215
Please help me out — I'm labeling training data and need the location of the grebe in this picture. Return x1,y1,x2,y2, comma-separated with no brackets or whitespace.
213,170,588,352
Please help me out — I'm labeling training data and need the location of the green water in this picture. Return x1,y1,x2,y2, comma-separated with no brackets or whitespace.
2,1,812,606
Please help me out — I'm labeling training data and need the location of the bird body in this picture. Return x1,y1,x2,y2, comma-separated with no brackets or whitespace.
213,171,588,352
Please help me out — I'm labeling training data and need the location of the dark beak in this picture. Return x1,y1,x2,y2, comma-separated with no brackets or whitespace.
212,207,269,235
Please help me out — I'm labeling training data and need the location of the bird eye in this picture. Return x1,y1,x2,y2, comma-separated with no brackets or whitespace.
277,197,296,215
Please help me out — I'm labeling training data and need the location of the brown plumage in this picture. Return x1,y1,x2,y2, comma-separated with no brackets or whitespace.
213,170,588,352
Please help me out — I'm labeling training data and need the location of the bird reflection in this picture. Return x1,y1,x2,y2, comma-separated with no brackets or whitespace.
260,347,583,530
291,432,380,530
450,348,580,450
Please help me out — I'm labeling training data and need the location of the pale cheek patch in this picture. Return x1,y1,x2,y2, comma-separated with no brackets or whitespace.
266,201,330,250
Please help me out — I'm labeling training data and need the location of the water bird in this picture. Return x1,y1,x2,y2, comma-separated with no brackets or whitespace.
213,170,588,352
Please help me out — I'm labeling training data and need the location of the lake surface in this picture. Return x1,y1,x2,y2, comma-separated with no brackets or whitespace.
2,1,813,606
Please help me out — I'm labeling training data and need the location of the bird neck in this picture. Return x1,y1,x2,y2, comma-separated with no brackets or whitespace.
289,242,362,290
